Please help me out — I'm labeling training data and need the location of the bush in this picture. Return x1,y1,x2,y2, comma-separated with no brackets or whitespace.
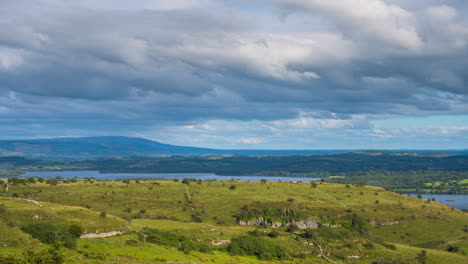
181,178,191,185
349,213,368,233
376,240,397,250
125,239,139,246
100,211,107,218
229,185,237,190
227,236,290,260
68,224,83,238
21,223,77,248
248,229,265,237
447,245,459,252
0,244,65,264
286,223,300,233
267,230,280,238
416,250,428,264
372,256,418,264
142,228,211,254
23,244,65,264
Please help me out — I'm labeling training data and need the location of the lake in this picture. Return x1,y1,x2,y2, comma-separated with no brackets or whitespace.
19,171,321,182
407,194,468,210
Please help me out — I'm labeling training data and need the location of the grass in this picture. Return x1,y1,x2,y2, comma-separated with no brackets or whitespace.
0,180,467,263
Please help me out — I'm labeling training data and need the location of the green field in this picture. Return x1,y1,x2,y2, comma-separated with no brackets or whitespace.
0,179,467,263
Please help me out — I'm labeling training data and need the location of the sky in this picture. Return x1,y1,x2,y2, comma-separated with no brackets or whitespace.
0,0,467,149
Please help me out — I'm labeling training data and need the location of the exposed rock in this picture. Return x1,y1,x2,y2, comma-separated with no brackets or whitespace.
369,220,399,226
271,222,282,228
238,217,264,226
292,220,318,229
238,218,318,229
32,214,42,220
80,231,124,239
322,223,341,228
211,239,230,246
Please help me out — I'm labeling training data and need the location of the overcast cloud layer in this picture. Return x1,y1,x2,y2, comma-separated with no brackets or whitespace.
1,0,467,149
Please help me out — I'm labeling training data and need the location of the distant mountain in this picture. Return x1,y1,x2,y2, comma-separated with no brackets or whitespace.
0,136,466,160
0,136,348,159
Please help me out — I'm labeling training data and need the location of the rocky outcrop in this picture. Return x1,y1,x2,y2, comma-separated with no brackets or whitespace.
369,220,399,226
238,217,265,226
292,220,318,229
238,218,318,229
80,231,124,239
322,223,341,228
211,239,230,246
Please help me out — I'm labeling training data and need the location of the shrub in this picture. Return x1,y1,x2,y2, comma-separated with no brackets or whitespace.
267,230,280,238
377,240,397,250
415,250,428,264
447,245,459,252
350,213,368,233
21,223,77,248
181,178,191,185
68,224,83,238
100,211,107,218
248,229,265,237
125,239,139,246
23,244,65,264
372,256,418,264
227,236,290,260
229,185,237,190
286,223,300,233
142,228,211,254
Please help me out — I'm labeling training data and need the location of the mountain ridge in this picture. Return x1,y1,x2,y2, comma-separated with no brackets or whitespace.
0,136,466,160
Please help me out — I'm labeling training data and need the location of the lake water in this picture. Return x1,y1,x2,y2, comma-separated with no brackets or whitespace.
19,171,321,182
407,194,468,210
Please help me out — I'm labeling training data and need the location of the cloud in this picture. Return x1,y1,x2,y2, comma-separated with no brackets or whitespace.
0,0,467,148
277,0,424,51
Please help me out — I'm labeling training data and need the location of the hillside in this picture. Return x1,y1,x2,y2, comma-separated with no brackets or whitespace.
0,136,352,159
4,136,465,160
1,179,467,263
0,136,216,159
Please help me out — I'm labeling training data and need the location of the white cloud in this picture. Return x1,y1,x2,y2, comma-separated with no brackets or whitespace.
426,5,457,22
278,0,423,52
0,48,24,71
237,137,266,144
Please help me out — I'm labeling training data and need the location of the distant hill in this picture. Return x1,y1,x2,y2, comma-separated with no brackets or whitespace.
0,136,466,159
0,136,348,159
